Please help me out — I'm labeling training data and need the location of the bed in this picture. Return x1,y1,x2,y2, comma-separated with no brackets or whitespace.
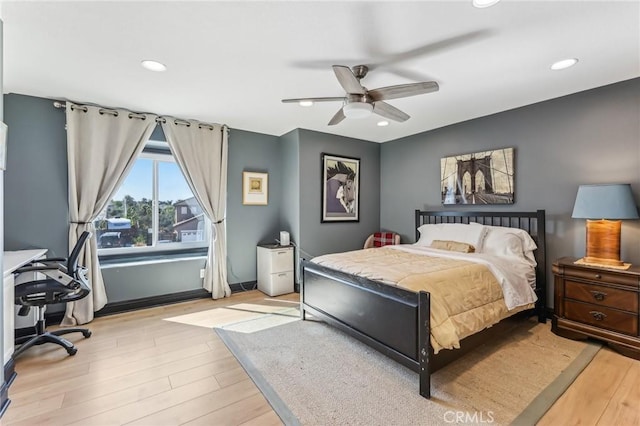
300,210,547,398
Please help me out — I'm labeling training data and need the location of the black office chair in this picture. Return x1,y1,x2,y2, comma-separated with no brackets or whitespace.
13,231,93,358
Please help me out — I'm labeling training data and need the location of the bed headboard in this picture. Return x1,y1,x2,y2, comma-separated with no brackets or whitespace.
414,209,547,319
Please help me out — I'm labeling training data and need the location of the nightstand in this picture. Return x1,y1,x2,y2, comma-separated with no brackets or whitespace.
257,244,294,296
552,257,640,360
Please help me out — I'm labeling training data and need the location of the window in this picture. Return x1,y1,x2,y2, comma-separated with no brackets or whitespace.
95,146,208,253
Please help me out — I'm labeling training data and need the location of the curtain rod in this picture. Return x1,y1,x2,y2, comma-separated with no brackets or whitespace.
52,101,227,132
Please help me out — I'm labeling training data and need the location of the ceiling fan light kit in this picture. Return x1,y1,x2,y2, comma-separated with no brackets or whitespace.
472,0,501,8
343,102,373,118
282,64,439,126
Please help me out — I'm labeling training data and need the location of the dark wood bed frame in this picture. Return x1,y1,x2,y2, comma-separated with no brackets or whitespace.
300,210,547,398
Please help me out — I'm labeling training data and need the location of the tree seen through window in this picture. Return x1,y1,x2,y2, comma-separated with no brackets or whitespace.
95,153,206,250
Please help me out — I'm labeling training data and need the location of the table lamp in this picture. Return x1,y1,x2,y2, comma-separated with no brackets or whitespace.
572,183,639,268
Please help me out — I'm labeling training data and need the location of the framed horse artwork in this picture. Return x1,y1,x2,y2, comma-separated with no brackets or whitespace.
321,153,360,222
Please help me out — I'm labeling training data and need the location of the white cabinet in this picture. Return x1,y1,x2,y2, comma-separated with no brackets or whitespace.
257,244,294,296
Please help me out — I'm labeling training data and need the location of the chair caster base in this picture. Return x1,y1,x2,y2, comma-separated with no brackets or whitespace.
14,328,91,359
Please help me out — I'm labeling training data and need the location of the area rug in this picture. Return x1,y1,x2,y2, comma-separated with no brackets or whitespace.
216,316,600,426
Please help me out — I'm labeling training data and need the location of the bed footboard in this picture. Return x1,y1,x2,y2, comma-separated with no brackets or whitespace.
301,260,433,398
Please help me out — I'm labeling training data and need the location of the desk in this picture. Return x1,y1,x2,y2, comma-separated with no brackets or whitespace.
3,249,48,275
3,250,47,384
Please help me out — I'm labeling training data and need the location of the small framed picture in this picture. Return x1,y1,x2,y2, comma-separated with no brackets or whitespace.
242,171,268,205
0,122,7,170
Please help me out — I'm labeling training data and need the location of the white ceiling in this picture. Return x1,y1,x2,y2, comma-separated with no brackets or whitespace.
2,1,639,143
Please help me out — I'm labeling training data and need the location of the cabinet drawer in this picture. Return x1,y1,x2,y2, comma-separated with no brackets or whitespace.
271,270,293,286
564,267,639,288
257,246,293,274
565,280,638,312
258,271,294,297
269,248,293,273
564,300,638,335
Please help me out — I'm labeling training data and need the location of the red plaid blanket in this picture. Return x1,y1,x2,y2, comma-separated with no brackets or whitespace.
373,232,398,247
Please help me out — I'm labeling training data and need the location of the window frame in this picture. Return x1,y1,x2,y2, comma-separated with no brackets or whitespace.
97,145,210,257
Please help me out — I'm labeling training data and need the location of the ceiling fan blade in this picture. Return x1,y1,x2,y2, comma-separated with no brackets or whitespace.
328,108,346,126
333,65,365,95
282,97,345,103
369,82,439,102
373,101,410,122
376,30,492,68
383,66,438,85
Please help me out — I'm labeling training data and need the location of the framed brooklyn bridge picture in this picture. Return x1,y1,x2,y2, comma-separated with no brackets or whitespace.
440,147,514,205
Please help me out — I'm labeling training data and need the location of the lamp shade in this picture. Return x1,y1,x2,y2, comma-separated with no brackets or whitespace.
572,184,639,220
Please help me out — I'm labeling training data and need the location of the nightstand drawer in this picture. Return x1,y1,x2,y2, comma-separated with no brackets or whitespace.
565,300,638,335
564,267,639,288
565,280,638,312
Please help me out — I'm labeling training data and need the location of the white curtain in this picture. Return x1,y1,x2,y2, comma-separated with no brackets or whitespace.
161,119,230,299
64,103,158,325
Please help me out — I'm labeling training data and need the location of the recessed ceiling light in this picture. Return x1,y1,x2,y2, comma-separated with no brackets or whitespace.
551,58,579,70
472,0,501,8
299,100,314,107
141,60,167,72
377,120,390,127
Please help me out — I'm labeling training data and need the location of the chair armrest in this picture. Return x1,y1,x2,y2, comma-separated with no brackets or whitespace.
15,265,62,274
42,257,67,262
363,235,374,249
15,265,76,286
16,258,66,269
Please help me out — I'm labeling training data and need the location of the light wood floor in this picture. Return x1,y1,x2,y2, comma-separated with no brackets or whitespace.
4,290,639,425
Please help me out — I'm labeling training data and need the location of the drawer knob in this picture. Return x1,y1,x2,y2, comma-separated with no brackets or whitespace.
589,311,607,321
594,274,602,279
589,290,607,301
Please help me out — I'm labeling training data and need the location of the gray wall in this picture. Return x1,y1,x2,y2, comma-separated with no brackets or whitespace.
380,78,640,304
279,129,301,246
3,94,283,305
226,129,282,283
4,94,69,257
297,129,381,258
101,258,205,303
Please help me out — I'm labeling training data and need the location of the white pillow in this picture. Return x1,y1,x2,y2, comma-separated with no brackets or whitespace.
470,223,537,265
486,232,524,257
416,223,487,252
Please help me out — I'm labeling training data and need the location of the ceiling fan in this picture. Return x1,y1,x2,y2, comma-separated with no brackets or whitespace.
282,65,439,126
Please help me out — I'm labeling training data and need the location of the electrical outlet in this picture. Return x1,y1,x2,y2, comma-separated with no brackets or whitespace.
200,269,205,279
